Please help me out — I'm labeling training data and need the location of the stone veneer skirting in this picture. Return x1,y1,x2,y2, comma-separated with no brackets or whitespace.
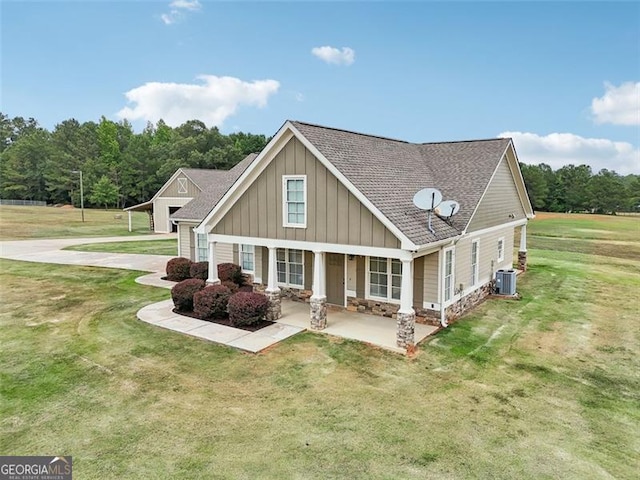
444,282,493,323
347,297,441,326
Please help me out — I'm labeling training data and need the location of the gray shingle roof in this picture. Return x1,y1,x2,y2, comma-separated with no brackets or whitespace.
290,121,511,246
180,168,230,191
171,153,258,221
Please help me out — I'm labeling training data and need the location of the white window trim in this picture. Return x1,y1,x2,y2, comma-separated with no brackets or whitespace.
240,244,255,274
497,237,505,263
276,248,305,289
282,175,307,228
471,239,480,287
443,247,455,304
196,233,208,262
177,177,188,194
364,256,402,305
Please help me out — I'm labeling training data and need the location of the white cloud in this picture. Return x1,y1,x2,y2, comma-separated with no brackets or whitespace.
498,131,640,175
161,0,201,25
117,75,280,128
591,81,640,126
311,46,355,66
170,0,201,11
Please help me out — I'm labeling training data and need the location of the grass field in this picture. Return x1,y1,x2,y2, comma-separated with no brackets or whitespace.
1,213,638,479
64,239,178,256
0,205,153,240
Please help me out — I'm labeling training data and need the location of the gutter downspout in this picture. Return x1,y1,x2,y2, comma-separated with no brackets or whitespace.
439,233,466,328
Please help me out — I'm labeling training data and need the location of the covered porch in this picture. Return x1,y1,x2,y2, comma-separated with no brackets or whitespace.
278,299,439,354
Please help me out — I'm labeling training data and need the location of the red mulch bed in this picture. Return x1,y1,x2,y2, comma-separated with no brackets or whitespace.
172,308,274,332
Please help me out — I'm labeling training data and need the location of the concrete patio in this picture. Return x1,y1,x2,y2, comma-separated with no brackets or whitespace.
280,300,439,354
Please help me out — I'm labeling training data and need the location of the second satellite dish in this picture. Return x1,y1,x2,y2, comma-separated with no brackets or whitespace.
435,200,460,218
412,188,442,211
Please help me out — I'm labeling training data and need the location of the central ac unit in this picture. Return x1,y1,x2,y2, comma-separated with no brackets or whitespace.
495,269,517,295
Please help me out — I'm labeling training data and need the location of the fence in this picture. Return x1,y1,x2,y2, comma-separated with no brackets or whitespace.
0,199,47,206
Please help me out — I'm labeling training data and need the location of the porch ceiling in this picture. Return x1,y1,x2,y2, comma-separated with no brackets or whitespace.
277,299,438,354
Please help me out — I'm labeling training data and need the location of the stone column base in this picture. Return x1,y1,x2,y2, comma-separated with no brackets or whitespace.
396,311,416,348
265,289,281,321
310,296,327,330
518,251,527,272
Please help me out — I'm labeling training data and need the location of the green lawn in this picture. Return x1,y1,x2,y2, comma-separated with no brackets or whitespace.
0,205,153,239
1,214,638,478
65,239,178,256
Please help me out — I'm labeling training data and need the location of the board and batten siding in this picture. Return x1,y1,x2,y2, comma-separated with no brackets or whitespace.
212,137,401,249
154,198,192,233
455,226,515,291
466,156,527,233
160,174,201,198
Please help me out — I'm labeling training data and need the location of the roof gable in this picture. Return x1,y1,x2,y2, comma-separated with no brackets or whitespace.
171,154,257,221
195,120,529,248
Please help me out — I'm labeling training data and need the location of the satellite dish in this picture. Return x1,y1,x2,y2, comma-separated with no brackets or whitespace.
413,188,442,211
435,200,460,218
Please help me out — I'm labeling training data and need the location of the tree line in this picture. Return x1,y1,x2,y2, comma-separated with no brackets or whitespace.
0,113,270,209
520,163,639,214
1,112,638,213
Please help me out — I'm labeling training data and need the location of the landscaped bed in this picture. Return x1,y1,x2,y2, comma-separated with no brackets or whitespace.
165,257,273,332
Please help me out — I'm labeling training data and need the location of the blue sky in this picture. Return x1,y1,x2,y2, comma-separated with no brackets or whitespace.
2,1,639,173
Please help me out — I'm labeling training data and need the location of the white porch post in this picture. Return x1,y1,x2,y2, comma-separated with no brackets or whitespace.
207,241,220,284
127,211,132,232
396,258,416,349
265,247,281,320
310,251,327,330
518,223,528,271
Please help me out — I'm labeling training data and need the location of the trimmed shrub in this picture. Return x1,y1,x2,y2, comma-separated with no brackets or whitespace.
190,261,209,280
166,257,193,282
228,292,270,327
194,284,231,320
238,284,254,293
217,262,243,285
171,278,205,312
221,280,239,295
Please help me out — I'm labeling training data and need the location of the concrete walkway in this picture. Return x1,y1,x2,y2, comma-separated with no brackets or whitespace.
0,235,438,354
0,235,303,353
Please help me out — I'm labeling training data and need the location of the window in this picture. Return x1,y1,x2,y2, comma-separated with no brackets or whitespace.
283,175,306,227
276,248,304,287
240,244,255,273
471,240,479,286
444,249,454,302
497,237,505,262
197,233,208,262
368,257,402,302
177,177,188,194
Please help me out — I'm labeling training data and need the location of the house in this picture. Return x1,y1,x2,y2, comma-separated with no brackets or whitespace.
124,168,232,233
172,120,534,350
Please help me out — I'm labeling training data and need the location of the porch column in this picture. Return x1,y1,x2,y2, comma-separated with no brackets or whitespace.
207,241,220,284
265,247,281,321
127,211,132,232
310,251,327,330
518,223,527,271
397,258,416,349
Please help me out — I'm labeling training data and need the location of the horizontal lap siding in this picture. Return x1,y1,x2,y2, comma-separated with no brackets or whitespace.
422,252,439,304
153,198,191,233
457,226,516,289
467,157,527,233
212,138,401,249
178,223,196,259
216,243,234,264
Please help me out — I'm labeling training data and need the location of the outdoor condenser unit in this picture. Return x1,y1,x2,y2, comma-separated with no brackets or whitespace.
495,269,517,295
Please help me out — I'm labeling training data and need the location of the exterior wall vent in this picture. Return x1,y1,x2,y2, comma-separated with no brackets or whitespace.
495,269,517,295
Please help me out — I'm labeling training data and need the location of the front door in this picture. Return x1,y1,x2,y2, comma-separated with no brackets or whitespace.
326,253,345,306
